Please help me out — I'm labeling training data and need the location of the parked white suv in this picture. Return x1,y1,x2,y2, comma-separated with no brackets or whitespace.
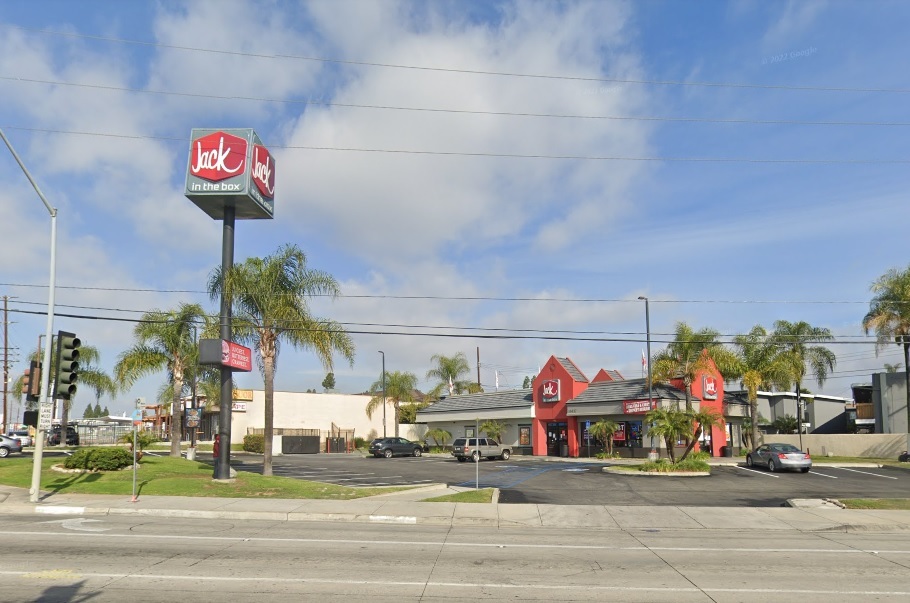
452,437,511,462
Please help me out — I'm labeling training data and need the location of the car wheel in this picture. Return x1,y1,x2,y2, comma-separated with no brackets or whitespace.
746,455,753,467
471,450,481,462
0,447,9,458
413,447,422,457
457,457,467,462
767,459,776,472
500,450,511,460
383,449,393,459
800,468,810,473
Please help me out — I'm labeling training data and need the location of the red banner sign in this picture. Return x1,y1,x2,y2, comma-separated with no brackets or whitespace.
222,340,253,372
623,399,655,414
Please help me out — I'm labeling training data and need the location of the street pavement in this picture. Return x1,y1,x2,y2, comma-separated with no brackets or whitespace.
2,456,910,533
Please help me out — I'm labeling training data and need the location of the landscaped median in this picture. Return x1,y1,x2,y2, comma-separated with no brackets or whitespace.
603,457,711,477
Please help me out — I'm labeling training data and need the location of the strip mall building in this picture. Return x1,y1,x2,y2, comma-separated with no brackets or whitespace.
417,355,745,457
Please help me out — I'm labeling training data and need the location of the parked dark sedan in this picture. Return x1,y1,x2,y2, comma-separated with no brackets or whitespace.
368,437,424,458
47,425,80,446
746,443,811,472
0,434,24,457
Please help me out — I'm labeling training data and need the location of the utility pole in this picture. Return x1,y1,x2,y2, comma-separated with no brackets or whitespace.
2,295,8,435
476,347,481,388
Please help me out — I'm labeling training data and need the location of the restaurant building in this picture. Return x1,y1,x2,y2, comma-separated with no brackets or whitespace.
417,354,744,457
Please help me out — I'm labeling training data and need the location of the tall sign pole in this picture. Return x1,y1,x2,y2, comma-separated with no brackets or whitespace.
184,128,274,481
0,128,58,503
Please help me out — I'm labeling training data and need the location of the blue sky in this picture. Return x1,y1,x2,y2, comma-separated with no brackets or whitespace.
1,0,908,418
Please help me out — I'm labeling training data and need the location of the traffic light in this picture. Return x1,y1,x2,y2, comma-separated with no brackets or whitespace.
54,330,80,400
23,361,42,402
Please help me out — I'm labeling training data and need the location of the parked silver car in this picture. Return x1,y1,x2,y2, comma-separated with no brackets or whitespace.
746,443,811,473
452,437,511,462
0,434,24,458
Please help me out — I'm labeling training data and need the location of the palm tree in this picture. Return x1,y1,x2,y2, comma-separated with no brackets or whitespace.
425,427,452,448
426,352,472,397
678,407,725,461
771,320,836,432
863,265,910,436
732,325,793,451
651,322,737,411
480,419,508,442
209,244,355,476
115,303,205,457
588,419,619,454
366,370,417,437
644,407,690,463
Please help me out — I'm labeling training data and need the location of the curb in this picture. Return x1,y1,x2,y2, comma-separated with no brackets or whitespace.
602,467,710,477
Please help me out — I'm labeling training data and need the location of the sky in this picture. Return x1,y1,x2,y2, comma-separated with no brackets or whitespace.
1,0,909,419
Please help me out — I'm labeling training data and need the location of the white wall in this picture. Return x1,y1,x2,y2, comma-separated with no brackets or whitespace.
764,434,907,458
228,390,387,444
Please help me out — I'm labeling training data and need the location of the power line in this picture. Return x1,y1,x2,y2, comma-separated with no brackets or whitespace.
3,75,907,127
0,282,879,304
3,126,906,164
7,24,910,94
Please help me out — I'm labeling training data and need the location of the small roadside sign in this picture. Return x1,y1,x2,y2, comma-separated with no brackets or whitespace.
38,402,53,431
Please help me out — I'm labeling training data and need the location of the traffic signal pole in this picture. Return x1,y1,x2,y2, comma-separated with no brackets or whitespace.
1,128,59,503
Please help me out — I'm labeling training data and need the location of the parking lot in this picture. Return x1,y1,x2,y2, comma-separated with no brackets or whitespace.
227,453,910,507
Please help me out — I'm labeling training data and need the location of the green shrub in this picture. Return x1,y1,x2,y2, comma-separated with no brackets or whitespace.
354,437,368,449
595,451,620,460
689,451,711,462
243,434,264,453
639,457,710,473
63,447,134,471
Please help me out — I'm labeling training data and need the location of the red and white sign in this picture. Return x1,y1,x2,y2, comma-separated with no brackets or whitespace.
541,379,560,403
190,131,247,182
702,375,718,400
613,423,626,441
221,340,253,372
623,399,655,414
251,144,275,198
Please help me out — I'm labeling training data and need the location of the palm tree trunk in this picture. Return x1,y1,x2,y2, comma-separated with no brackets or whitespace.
750,399,759,451
263,353,275,477
393,400,400,437
170,375,183,457
679,426,701,461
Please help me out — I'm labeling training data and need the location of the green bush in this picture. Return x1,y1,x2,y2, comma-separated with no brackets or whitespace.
354,437,368,449
243,434,264,453
689,451,711,462
63,447,134,471
639,457,710,473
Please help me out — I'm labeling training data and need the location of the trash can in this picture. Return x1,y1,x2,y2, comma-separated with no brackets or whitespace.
559,442,569,457
723,445,733,458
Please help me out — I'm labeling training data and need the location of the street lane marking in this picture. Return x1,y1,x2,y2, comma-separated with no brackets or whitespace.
0,569,908,596
806,471,838,479
833,467,898,479
734,466,779,478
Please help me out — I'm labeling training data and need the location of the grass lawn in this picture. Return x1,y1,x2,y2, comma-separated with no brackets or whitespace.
838,498,910,510
0,455,409,500
422,489,494,503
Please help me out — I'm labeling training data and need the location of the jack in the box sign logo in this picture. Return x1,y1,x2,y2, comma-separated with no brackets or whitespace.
542,379,560,402
702,375,718,400
251,144,275,198
191,131,247,182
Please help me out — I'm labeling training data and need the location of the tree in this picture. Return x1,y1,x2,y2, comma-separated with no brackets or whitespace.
863,265,910,437
678,407,725,461
425,427,451,448
366,370,417,437
92,402,102,418
771,320,836,431
209,244,355,477
83,403,94,419
741,412,767,450
426,352,471,397
322,372,335,392
102,405,109,416
772,414,798,434
885,363,903,373
480,419,508,442
732,325,793,452
522,376,531,389
115,303,204,457
588,419,619,454
644,407,691,463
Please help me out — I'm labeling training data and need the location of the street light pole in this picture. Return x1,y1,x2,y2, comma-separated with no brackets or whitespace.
379,350,386,438
638,296,655,458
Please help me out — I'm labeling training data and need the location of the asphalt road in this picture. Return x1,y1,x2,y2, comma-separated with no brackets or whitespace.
1,512,909,601
222,453,910,507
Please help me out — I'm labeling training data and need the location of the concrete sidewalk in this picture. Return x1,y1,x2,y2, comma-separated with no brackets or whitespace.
2,483,910,533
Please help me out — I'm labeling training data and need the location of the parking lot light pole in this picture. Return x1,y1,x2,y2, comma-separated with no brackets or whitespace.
379,351,386,438
638,296,656,458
